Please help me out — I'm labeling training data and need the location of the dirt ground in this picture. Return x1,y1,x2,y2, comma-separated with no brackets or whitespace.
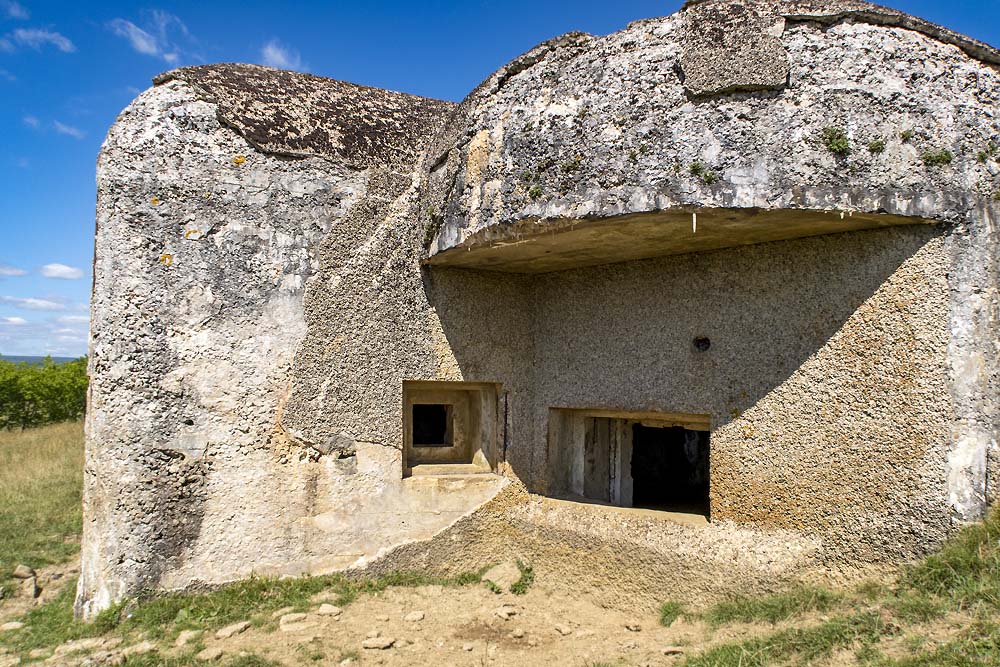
183,582,708,667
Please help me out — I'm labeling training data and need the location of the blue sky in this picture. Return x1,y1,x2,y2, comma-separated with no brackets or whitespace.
0,1,997,357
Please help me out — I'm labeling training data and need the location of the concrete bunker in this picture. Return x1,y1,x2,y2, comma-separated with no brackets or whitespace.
79,0,1000,618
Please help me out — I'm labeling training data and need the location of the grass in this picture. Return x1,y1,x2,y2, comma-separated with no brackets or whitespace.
704,585,841,626
674,508,1000,667
0,421,84,586
98,652,280,667
3,569,487,656
685,611,890,667
660,600,685,626
510,560,534,595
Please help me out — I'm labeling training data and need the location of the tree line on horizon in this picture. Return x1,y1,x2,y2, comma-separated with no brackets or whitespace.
0,356,88,430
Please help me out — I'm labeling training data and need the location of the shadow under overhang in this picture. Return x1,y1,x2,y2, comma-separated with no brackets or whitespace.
426,207,937,273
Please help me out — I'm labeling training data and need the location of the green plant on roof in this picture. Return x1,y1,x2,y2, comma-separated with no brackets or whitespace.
822,127,850,156
921,149,953,167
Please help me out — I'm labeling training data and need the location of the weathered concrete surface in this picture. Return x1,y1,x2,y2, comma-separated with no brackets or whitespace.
81,2,1000,619
427,5,999,261
77,71,509,618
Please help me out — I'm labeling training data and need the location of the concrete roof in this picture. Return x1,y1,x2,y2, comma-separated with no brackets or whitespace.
153,63,456,168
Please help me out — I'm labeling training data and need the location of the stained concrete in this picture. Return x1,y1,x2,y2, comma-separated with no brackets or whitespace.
80,0,1000,618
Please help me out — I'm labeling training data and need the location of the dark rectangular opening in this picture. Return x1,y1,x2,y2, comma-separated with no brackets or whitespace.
630,425,709,515
412,404,453,447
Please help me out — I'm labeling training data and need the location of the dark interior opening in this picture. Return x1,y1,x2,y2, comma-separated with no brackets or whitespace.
412,404,452,446
631,425,709,515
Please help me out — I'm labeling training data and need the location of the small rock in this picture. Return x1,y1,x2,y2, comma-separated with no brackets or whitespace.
403,610,425,623
317,604,342,616
554,624,572,636
270,606,295,619
0,622,24,632
279,613,308,626
482,561,521,591
338,659,356,666
54,637,105,656
27,650,50,660
621,640,639,650
20,577,39,599
361,636,395,650
83,650,124,666
462,643,474,652
0,585,6,600
120,641,157,657
0,657,19,667
494,605,517,620
175,630,201,647
103,637,124,650
12,565,35,580
196,647,225,661
626,623,642,632
527,638,539,647
510,628,525,639
663,646,686,656
367,630,381,639
375,613,389,622
215,620,251,639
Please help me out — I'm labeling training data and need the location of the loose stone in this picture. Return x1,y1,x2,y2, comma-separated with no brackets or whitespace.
361,636,395,650
215,621,251,639
317,604,342,616
196,647,225,661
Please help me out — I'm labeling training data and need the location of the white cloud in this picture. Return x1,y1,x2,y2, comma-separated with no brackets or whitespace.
6,28,75,52
108,18,158,56
56,315,89,324
108,11,191,64
3,1,28,19
52,121,84,139
0,296,65,311
22,114,38,128
0,263,26,276
0,314,87,356
41,263,84,279
260,39,305,71
0,67,14,81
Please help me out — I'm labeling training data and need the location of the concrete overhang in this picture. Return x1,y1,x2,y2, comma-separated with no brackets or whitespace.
425,208,937,274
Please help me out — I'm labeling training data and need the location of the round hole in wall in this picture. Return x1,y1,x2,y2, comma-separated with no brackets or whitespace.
182,418,194,426
693,337,711,352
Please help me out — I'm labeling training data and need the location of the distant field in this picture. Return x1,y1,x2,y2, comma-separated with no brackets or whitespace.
0,421,84,586
0,356,79,365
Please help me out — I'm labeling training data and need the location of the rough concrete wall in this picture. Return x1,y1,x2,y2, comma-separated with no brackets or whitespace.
78,79,514,618
531,226,952,562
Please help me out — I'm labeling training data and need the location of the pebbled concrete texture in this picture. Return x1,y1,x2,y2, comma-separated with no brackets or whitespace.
81,1,1000,618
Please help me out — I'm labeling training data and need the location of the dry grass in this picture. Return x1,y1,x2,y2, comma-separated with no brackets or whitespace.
0,421,84,585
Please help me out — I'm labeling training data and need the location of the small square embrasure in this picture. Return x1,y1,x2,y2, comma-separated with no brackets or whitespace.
412,404,453,447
